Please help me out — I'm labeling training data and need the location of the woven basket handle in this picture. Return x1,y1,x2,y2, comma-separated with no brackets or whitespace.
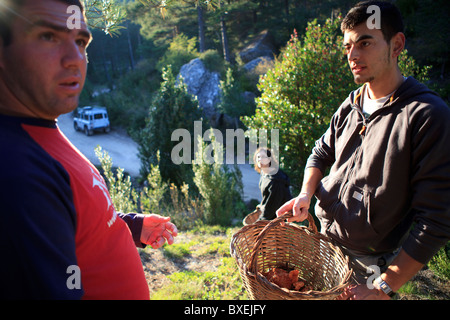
249,211,318,274
270,211,317,233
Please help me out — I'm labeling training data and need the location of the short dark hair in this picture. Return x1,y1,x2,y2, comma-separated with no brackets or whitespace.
341,1,404,43
0,0,85,46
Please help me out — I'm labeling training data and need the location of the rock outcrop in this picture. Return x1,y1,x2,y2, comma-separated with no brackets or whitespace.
177,31,277,127
240,30,276,79
239,29,276,64
178,58,222,125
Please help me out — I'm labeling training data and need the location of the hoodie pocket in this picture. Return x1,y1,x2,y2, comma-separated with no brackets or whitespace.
314,176,342,229
316,179,379,252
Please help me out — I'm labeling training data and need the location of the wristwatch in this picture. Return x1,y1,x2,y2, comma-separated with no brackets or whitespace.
373,276,396,298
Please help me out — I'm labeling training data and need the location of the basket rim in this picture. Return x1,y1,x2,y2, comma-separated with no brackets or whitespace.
230,213,352,299
242,208,261,225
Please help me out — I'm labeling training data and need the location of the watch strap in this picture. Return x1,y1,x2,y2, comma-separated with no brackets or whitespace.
374,276,396,297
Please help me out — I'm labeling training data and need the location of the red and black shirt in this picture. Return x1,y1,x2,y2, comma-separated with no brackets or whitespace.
0,114,149,299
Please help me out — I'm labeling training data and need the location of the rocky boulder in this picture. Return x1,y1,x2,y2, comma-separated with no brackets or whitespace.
177,58,222,125
242,56,274,76
239,29,276,64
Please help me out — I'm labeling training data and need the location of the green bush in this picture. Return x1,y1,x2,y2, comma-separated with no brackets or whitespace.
138,65,203,187
139,151,168,215
156,33,199,75
97,132,246,229
164,182,206,231
193,133,245,226
243,17,354,189
398,49,431,83
199,49,227,75
95,146,138,213
217,67,255,128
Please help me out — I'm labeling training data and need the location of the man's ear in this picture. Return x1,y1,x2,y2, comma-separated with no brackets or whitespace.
391,32,405,60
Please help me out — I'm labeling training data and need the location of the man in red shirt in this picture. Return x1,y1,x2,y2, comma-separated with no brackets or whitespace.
0,0,177,299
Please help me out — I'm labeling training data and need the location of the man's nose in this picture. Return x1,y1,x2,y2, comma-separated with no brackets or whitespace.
61,40,86,69
347,46,359,61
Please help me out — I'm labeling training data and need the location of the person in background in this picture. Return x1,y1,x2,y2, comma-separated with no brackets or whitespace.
277,1,450,300
0,0,177,299
253,147,292,221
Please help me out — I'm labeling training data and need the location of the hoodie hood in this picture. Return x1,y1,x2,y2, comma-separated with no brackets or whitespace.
350,76,439,110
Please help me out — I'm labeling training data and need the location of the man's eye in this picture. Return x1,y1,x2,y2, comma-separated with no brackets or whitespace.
76,39,87,48
40,32,55,41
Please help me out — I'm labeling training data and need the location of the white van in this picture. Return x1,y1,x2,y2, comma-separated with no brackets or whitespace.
73,106,110,136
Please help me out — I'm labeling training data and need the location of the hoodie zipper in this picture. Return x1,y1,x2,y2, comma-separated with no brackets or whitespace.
348,105,367,175
340,86,397,198
337,80,403,202
337,89,368,200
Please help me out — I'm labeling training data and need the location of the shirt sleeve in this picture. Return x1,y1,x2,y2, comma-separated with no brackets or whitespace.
119,212,146,248
0,161,83,299
305,100,348,175
402,98,450,264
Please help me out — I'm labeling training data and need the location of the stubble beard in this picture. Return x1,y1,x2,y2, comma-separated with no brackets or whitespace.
353,45,391,85
354,75,374,85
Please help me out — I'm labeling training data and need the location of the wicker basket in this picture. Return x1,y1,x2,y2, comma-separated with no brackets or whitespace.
243,208,261,226
230,212,351,300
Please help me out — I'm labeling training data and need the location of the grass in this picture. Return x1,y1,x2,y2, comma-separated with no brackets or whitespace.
150,224,449,300
162,241,195,260
151,257,248,300
428,245,450,280
395,243,450,300
150,225,249,300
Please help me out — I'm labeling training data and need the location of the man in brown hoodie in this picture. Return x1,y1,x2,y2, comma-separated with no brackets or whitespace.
277,1,450,299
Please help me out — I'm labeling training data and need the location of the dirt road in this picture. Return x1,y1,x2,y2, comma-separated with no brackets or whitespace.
57,112,141,177
57,112,261,202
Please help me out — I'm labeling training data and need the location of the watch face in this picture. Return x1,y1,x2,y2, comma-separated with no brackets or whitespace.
379,280,395,297
373,276,395,297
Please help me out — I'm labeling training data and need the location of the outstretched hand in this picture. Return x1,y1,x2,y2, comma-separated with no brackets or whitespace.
276,193,311,223
140,214,178,249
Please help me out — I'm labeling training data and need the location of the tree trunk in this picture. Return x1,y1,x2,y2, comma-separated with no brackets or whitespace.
197,5,206,53
126,21,135,70
219,1,230,62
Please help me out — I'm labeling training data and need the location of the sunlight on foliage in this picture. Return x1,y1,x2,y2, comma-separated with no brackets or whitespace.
153,226,248,300
193,133,245,226
95,145,138,213
84,0,126,36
